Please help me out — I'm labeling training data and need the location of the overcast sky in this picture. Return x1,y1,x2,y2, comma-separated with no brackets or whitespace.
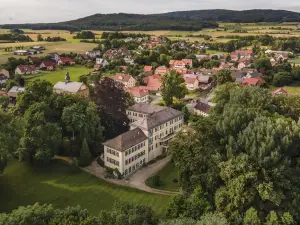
1,0,300,24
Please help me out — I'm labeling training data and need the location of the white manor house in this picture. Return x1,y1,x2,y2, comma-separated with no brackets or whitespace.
103,103,184,177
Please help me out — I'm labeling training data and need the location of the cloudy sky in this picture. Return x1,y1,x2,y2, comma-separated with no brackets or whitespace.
1,0,300,24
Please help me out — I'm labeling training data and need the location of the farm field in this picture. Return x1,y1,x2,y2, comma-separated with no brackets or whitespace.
25,66,91,85
0,159,170,216
0,41,98,64
146,162,180,192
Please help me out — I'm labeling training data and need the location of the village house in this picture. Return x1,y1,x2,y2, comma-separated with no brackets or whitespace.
194,101,211,117
143,74,162,92
96,58,108,66
40,61,56,71
183,74,199,91
198,75,212,89
272,88,288,96
13,50,28,56
28,56,42,66
170,59,193,69
53,81,89,97
0,69,10,85
48,52,60,62
128,86,149,103
242,77,266,87
238,61,251,70
15,65,38,75
86,50,101,59
143,66,153,76
113,73,136,88
155,66,169,75
231,50,253,61
58,57,76,66
7,86,25,103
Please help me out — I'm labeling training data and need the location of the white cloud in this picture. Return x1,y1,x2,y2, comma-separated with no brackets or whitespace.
0,0,300,24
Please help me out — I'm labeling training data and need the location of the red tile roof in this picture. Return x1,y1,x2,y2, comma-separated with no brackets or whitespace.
184,77,197,84
143,75,162,91
59,57,75,63
242,77,266,86
129,86,149,98
113,73,133,82
272,88,288,96
16,65,36,73
41,61,56,67
144,66,153,72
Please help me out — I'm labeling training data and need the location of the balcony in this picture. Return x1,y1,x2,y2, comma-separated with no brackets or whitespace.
159,132,175,142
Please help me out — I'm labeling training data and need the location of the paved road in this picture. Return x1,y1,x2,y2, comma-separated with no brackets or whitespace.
83,156,178,196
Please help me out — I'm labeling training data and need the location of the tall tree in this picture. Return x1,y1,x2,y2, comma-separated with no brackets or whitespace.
19,102,62,164
161,70,188,106
92,77,133,139
212,69,233,87
79,138,92,166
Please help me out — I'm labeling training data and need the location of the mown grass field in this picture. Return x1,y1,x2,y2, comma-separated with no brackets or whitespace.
25,66,91,85
0,159,170,216
0,42,98,64
146,162,180,192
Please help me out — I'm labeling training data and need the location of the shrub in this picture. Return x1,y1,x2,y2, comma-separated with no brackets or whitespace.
151,175,161,187
79,138,92,167
173,178,178,183
71,157,79,173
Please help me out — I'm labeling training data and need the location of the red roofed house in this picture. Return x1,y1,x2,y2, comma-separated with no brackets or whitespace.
155,66,169,75
40,61,56,71
15,65,38,75
238,61,251,70
184,77,199,91
144,66,153,76
174,67,189,75
113,73,136,88
128,86,149,103
272,88,288,96
242,77,266,87
231,50,253,61
58,57,76,66
143,75,162,92
170,59,193,69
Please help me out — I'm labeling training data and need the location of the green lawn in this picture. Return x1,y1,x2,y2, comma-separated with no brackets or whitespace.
0,160,170,216
146,162,180,192
25,66,91,85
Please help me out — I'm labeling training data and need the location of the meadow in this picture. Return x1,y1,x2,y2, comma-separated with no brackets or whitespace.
146,162,180,192
25,66,91,85
0,159,170,216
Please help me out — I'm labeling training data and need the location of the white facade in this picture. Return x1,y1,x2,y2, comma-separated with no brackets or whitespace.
134,95,149,103
133,116,184,161
104,140,148,176
194,109,209,117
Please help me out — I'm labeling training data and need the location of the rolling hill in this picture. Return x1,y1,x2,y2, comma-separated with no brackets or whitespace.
1,9,300,31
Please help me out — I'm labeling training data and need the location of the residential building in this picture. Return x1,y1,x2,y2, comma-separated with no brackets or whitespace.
231,50,253,61
48,52,60,62
184,76,199,91
58,57,76,66
7,86,25,103
96,58,108,66
103,128,148,176
129,105,184,161
13,50,28,56
272,88,288,96
155,66,169,75
53,81,89,97
242,77,266,87
238,61,251,70
170,59,193,69
194,101,211,117
129,86,149,103
0,69,9,84
86,50,101,58
144,66,153,75
143,74,162,92
40,61,56,71
126,103,167,123
15,65,38,75
113,73,136,88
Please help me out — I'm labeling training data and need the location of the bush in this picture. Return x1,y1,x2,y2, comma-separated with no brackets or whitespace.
173,178,178,183
71,157,80,173
151,175,161,187
79,138,92,167
97,157,104,167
